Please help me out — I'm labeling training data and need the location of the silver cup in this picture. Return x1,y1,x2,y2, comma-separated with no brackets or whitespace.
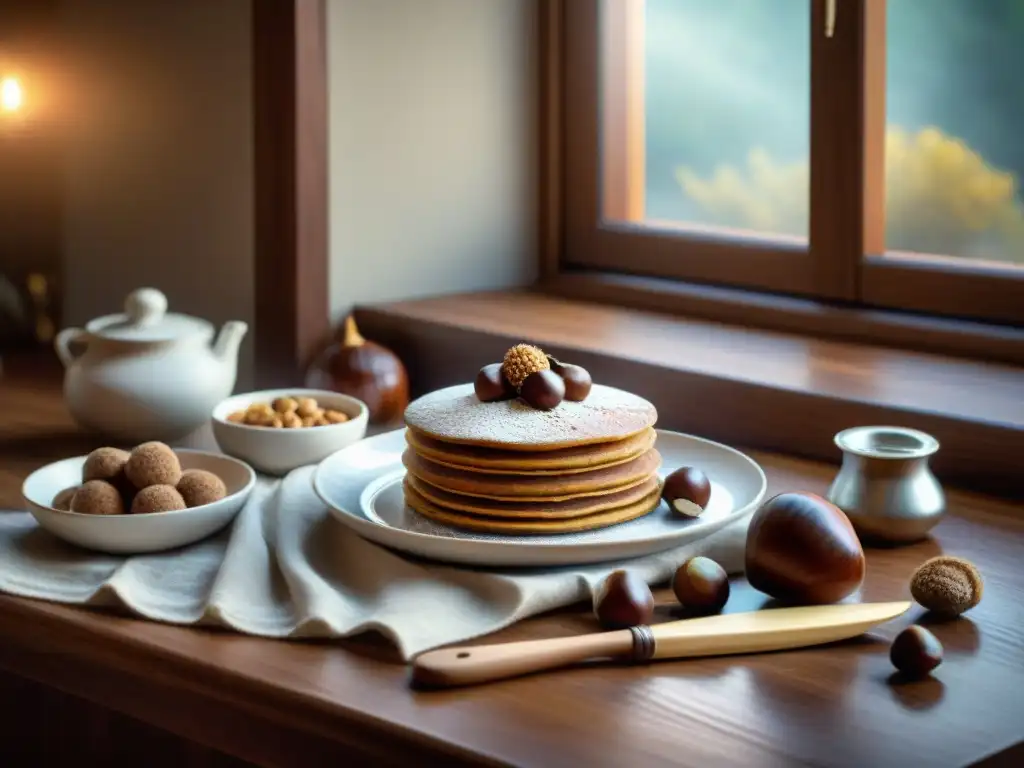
826,426,945,545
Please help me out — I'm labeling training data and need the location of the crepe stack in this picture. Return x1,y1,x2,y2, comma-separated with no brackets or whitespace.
402,383,662,534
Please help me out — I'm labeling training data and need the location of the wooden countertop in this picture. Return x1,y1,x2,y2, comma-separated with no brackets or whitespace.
1,353,1022,767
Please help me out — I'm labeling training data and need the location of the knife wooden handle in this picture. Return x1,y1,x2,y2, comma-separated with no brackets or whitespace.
411,629,633,688
410,602,912,689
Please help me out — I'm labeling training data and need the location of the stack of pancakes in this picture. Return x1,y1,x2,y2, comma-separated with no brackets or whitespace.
401,383,662,535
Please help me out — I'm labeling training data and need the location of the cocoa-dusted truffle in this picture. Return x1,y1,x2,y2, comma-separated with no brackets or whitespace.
52,486,79,511
176,469,227,507
70,480,125,516
910,555,983,618
82,447,130,484
131,484,187,514
501,343,549,390
125,441,182,489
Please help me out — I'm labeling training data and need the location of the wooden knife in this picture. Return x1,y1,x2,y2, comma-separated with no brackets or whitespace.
410,600,912,689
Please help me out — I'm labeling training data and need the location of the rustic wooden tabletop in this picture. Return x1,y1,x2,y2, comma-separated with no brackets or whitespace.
1,353,1021,767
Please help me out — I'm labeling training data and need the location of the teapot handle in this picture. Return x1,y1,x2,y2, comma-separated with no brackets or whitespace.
54,327,85,368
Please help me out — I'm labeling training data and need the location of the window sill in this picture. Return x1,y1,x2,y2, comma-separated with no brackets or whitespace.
355,289,1024,500
540,271,1024,367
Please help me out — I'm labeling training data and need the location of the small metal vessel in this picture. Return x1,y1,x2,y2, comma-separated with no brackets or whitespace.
826,426,945,545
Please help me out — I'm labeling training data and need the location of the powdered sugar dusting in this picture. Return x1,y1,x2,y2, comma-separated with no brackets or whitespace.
404,383,658,449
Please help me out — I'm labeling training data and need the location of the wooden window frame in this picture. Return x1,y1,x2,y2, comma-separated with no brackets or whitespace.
548,0,1024,345
252,0,330,389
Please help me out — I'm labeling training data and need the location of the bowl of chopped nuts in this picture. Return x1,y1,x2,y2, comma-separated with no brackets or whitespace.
211,388,369,475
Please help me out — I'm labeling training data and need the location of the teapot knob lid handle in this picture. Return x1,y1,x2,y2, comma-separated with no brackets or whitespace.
125,288,167,327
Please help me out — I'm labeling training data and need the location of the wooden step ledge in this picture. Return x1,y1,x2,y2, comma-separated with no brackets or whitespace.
354,290,1024,499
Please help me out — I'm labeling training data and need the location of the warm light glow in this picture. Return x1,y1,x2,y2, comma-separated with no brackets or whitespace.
1,77,23,113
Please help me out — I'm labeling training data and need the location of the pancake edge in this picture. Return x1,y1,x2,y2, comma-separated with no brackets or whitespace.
404,482,663,535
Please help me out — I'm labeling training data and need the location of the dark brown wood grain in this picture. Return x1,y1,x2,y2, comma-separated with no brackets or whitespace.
2,345,1022,767
863,255,1024,326
541,271,1024,368
251,0,330,388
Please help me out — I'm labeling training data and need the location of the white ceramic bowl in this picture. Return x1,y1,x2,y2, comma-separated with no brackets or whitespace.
22,449,256,555
211,388,369,476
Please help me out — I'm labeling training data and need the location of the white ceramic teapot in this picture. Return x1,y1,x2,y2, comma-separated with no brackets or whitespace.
54,288,248,443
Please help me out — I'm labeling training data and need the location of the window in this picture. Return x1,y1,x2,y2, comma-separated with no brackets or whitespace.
563,0,1024,326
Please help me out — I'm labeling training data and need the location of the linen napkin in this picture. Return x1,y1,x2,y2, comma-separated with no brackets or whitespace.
0,465,750,661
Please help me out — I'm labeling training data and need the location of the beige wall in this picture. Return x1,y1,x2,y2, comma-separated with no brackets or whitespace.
327,0,538,321
59,0,254,387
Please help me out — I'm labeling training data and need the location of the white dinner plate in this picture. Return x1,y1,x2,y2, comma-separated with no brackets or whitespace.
312,428,767,567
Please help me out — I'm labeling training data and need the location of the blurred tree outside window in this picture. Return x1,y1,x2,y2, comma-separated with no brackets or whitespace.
645,0,1024,267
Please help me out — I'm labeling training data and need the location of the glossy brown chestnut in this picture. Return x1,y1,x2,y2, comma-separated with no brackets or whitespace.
549,357,593,402
474,363,515,402
672,556,730,614
745,491,865,605
305,315,409,424
662,466,712,518
520,369,565,410
890,625,943,678
593,570,655,629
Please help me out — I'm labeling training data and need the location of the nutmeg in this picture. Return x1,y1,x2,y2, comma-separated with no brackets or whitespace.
304,315,410,424
501,343,550,390
909,556,983,619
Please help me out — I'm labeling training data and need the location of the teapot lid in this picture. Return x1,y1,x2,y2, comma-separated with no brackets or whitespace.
85,288,212,342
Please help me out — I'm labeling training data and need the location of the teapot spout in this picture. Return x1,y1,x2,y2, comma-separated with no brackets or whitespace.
212,320,248,365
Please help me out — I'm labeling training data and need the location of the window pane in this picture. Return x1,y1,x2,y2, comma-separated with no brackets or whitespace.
600,0,810,241
885,0,1024,268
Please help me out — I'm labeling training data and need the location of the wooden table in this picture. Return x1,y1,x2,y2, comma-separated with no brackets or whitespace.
1,354,1022,767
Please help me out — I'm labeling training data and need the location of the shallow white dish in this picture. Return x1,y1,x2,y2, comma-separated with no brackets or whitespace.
211,388,369,476
22,449,256,554
313,428,767,567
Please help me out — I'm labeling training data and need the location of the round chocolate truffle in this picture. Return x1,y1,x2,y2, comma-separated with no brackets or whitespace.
131,484,187,514
52,486,79,511
520,369,565,410
176,469,227,507
82,447,131,484
70,480,125,516
125,442,182,489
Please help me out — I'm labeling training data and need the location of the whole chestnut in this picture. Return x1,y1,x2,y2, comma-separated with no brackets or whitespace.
305,315,409,424
745,491,865,605
662,467,712,518
474,363,515,402
548,357,592,402
672,556,730,614
890,625,943,679
520,369,565,411
593,570,655,629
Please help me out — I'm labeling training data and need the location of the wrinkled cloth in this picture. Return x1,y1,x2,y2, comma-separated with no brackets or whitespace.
0,466,750,660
